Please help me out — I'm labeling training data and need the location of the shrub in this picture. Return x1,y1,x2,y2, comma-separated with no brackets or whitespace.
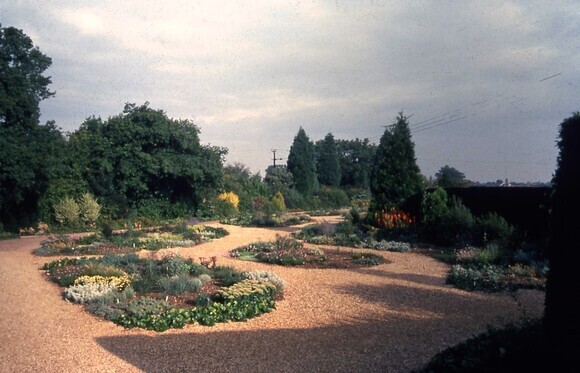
217,192,240,217
198,274,212,284
351,252,383,266
475,212,514,247
53,196,80,227
78,193,101,227
158,275,202,295
212,266,243,286
242,270,285,292
159,254,192,277
101,223,113,239
121,298,171,320
271,192,286,211
317,187,350,209
216,279,277,301
64,282,117,304
447,264,504,292
436,196,475,246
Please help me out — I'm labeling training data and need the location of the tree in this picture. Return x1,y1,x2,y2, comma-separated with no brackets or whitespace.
287,127,317,197
315,133,341,186
68,103,226,217
0,25,54,129
435,165,469,187
336,138,376,188
0,25,64,230
369,112,423,212
544,112,580,367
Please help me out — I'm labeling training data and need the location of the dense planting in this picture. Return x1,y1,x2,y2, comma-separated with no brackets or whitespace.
42,253,283,332
230,235,385,268
292,221,411,253
34,224,228,256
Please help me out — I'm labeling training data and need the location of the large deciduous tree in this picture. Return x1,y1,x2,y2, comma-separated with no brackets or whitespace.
435,165,469,187
287,127,317,197
544,112,580,367
369,112,423,213
336,138,376,188
0,25,64,230
68,103,225,217
315,133,341,187
0,24,54,129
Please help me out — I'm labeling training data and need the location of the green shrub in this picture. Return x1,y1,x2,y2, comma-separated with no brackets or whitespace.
351,252,383,266
53,196,80,227
159,254,192,276
101,224,113,239
447,264,504,292
120,298,171,322
212,266,243,287
158,275,202,295
317,187,350,209
78,193,101,227
475,212,514,247
271,192,286,211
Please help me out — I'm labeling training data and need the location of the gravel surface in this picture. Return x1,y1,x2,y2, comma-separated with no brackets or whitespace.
0,218,544,372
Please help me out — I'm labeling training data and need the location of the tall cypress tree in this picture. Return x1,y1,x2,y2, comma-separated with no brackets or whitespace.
316,133,341,186
287,127,317,197
370,112,423,212
544,112,580,366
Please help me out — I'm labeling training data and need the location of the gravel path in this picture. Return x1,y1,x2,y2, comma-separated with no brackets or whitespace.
0,218,544,372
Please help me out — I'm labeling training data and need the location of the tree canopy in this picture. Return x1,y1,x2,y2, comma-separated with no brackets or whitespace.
435,165,469,187
370,112,423,212
0,25,63,230
68,103,226,216
336,138,376,188
0,24,54,129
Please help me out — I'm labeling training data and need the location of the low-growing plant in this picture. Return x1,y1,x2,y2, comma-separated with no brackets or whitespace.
211,266,243,287
74,275,131,291
363,240,411,252
158,275,202,295
351,252,383,266
159,254,192,276
242,270,285,292
64,282,117,304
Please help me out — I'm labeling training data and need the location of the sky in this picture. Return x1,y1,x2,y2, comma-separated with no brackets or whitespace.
2,0,579,182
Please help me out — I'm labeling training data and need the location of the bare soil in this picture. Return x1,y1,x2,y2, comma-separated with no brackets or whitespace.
0,216,544,372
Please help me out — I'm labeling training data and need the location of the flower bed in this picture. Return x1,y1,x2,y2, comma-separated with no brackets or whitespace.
230,235,386,268
34,224,229,256
42,253,283,332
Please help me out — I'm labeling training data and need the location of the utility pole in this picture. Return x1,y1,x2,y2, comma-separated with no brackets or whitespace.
271,149,283,168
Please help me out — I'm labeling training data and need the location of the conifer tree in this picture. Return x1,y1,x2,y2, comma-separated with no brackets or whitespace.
287,127,317,197
316,133,341,186
544,112,580,366
370,112,423,212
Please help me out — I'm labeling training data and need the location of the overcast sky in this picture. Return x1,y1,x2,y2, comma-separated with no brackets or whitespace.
2,1,578,182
